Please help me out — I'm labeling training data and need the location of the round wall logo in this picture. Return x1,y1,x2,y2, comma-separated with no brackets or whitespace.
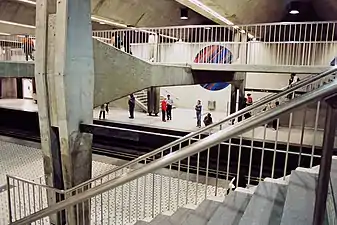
194,45,233,91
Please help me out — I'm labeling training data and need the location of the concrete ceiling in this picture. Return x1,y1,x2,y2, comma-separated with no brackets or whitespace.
0,0,337,36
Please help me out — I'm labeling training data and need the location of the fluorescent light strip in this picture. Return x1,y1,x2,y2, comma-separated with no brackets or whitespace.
0,32,10,36
15,0,36,5
187,0,234,25
0,20,35,29
91,16,127,28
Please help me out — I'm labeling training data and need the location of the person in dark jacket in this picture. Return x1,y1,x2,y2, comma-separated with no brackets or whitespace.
105,102,109,115
128,94,135,119
195,100,202,128
99,104,105,120
203,113,213,126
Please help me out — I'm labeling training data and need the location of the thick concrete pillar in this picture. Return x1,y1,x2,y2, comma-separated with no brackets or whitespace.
1,78,17,98
147,87,160,116
35,0,94,223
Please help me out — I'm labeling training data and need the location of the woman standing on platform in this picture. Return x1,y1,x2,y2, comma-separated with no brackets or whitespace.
161,98,167,122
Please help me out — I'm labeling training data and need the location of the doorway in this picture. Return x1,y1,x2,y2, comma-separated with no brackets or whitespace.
22,78,33,99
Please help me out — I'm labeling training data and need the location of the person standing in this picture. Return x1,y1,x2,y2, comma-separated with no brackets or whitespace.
287,73,300,99
245,93,253,119
161,98,167,122
128,94,135,119
23,35,34,61
105,102,109,115
99,104,106,120
166,95,173,120
195,100,202,128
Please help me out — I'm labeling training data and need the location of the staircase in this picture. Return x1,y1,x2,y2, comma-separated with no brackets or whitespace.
134,90,148,112
134,159,336,225
7,67,337,225
133,89,177,113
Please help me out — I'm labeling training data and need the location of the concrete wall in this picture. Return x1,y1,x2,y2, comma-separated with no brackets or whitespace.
130,41,337,111
1,78,17,98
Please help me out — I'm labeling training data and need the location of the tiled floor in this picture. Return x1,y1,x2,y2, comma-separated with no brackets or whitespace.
0,140,227,225
0,98,327,147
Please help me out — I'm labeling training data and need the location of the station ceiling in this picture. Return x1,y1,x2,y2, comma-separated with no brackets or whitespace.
0,0,336,35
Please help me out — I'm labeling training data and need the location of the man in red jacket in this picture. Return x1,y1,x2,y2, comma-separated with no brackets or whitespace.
161,98,167,122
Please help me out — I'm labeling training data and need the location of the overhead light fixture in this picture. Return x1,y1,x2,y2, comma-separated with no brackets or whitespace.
0,20,35,29
180,8,188,20
91,16,127,28
289,9,299,14
15,0,36,5
288,1,300,15
0,32,10,36
187,0,234,25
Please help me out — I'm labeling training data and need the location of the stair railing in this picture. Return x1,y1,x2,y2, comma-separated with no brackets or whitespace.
6,68,337,223
10,69,337,225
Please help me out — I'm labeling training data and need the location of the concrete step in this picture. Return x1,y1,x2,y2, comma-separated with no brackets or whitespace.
135,221,150,225
238,180,288,225
280,168,318,225
148,214,171,225
170,198,223,225
207,188,253,225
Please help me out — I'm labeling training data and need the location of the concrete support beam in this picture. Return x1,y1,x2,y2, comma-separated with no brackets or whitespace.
35,0,94,223
0,62,34,78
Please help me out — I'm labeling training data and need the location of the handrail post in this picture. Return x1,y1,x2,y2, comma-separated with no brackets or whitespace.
313,95,337,225
6,175,13,223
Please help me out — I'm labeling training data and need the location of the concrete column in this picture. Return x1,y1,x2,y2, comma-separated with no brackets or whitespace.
147,87,160,116
35,0,94,223
1,78,17,98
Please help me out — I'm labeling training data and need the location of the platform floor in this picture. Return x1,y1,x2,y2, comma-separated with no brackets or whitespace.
0,98,326,148
0,139,226,225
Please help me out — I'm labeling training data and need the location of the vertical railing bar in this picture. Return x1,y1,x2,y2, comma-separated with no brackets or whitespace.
236,135,243,188
311,101,321,167
7,176,13,223
298,107,307,167
284,112,293,179
215,143,221,196
226,139,232,181
195,152,200,205
248,129,255,186
259,124,267,181
205,148,210,199
271,118,280,178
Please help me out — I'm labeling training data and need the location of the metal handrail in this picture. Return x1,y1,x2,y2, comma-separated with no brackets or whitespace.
65,66,337,192
6,175,64,194
12,77,337,224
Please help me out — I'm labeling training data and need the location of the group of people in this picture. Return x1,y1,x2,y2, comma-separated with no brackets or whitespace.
160,95,174,122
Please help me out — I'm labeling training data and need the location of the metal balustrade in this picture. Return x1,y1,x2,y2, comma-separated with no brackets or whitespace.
6,67,337,224
1,21,337,67
92,21,337,66
9,67,337,225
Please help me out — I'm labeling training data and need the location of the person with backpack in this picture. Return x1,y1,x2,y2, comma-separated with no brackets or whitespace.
203,113,213,126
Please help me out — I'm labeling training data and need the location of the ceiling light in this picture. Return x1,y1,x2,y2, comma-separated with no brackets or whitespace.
288,1,300,15
15,0,36,5
187,0,234,25
0,32,10,36
0,20,35,29
289,9,299,14
91,16,127,28
180,8,189,20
